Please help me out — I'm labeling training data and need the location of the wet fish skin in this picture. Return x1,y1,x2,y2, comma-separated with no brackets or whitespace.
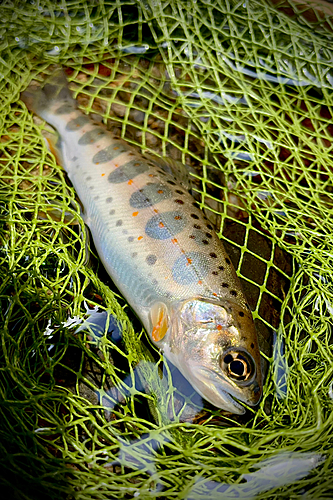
21,69,262,414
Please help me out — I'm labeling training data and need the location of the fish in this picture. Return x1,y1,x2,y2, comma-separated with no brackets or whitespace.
21,68,262,414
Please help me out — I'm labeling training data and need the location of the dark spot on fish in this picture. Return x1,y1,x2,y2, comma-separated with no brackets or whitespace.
191,213,199,219
106,197,113,203
93,142,129,164
175,190,184,195
145,211,187,240
43,84,58,99
230,290,237,296
109,209,115,215
146,254,157,265
212,271,218,275
174,199,184,204
128,236,134,242
218,265,224,271
72,156,78,161
55,103,71,114
193,224,201,229
131,252,138,258
130,183,172,208
251,343,254,349
116,220,123,226
222,283,229,287
66,115,90,131
189,235,195,239
78,128,106,145
207,224,213,230
94,195,99,200
108,160,149,183
86,176,91,180
239,311,245,317
202,240,209,245
167,180,176,185
206,233,212,238
225,258,231,265
58,88,71,101
210,252,217,258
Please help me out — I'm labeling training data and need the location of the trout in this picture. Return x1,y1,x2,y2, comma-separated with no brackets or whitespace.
21,69,262,414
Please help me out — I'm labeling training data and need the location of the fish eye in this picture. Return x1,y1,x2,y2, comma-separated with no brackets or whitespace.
220,349,255,382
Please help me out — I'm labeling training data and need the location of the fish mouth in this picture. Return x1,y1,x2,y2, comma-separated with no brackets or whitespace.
187,366,247,414
213,385,246,414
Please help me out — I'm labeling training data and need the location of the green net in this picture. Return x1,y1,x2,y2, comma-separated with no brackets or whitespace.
1,0,333,498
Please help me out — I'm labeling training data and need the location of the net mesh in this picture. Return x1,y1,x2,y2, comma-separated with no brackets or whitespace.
0,0,333,498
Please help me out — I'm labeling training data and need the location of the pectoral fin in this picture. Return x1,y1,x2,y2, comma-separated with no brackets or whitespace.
150,302,169,342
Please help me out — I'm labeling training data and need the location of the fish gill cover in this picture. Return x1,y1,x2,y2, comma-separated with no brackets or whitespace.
0,0,332,498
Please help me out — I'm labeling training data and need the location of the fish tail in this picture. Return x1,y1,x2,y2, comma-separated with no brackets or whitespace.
21,67,75,117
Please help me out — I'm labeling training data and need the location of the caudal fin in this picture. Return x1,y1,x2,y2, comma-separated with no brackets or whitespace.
21,67,76,117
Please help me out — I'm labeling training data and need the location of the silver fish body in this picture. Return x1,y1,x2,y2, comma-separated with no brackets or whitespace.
21,70,262,413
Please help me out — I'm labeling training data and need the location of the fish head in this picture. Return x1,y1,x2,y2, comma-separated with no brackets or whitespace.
164,298,262,414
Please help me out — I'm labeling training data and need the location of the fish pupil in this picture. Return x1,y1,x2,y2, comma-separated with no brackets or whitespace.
230,360,245,377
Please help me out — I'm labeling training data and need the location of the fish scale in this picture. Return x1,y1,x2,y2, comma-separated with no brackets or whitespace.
21,69,263,414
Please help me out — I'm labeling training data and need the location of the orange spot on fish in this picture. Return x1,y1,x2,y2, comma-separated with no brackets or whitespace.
198,280,202,285
187,258,192,265
154,209,158,213
101,173,105,177
217,324,222,330
138,236,143,240
157,190,164,194
114,163,119,168
132,211,139,217
213,293,217,297
128,179,133,185
174,215,181,220
171,238,178,244
149,174,154,177
159,222,164,228
96,162,100,165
